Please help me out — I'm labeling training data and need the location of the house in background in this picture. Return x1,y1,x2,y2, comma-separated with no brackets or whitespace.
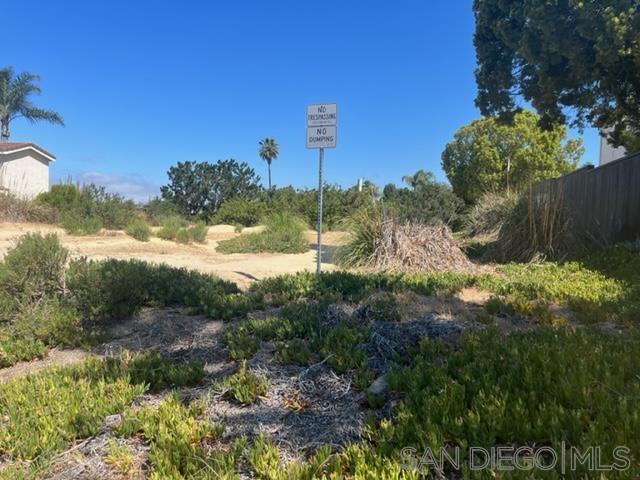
599,131,627,166
0,142,55,199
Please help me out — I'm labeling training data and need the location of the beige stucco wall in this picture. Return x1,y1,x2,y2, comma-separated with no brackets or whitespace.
0,151,50,200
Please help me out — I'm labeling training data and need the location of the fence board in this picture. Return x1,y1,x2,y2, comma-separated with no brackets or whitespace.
531,153,640,244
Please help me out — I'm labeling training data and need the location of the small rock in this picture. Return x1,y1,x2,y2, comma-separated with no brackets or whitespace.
368,375,389,395
104,414,122,428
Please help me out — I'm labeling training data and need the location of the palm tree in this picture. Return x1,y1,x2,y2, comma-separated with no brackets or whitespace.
0,67,64,142
258,137,279,189
401,169,435,189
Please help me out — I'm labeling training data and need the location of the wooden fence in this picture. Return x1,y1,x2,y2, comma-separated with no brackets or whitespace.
530,152,640,244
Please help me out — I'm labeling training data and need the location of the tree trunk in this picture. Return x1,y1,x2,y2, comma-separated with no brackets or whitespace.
0,117,9,143
268,161,272,190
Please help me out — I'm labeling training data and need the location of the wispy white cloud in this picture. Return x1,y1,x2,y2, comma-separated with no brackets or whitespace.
74,171,160,203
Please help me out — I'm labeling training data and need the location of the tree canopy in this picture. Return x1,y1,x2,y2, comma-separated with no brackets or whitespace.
473,0,640,148
0,67,64,141
161,160,262,220
441,111,583,203
258,137,279,189
383,171,463,226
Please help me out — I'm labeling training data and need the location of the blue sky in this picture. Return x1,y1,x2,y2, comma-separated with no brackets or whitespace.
4,0,599,201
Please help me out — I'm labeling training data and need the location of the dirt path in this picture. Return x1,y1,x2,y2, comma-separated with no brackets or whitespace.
0,222,347,289
0,348,90,382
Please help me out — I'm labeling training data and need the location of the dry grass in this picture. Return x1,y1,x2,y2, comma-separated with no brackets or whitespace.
492,187,586,262
0,193,59,223
464,191,518,238
338,206,474,273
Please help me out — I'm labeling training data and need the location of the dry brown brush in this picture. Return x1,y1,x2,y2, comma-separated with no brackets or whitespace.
491,187,586,262
0,193,59,224
337,206,474,273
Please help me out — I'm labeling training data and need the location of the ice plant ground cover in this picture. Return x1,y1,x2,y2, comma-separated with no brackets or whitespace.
0,234,638,479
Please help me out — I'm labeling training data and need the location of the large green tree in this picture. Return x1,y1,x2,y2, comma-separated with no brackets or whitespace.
441,111,583,203
473,0,640,148
161,160,261,220
0,67,63,142
258,137,279,189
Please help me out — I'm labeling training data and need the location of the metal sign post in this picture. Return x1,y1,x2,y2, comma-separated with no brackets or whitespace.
306,103,337,275
316,148,324,275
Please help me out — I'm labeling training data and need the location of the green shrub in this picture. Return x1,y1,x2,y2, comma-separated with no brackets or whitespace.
263,183,376,231
85,185,136,230
382,173,463,227
212,198,266,226
188,221,208,243
124,218,151,241
195,284,260,320
0,233,67,300
35,184,81,211
175,227,191,244
217,212,308,254
19,298,84,347
66,258,150,320
246,434,282,478
66,258,243,322
61,213,103,235
156,215,185,240
214,361,269,405
143,197,181,226
37,183,136,230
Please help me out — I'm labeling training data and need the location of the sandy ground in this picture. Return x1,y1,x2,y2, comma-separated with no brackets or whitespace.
0,223,348,289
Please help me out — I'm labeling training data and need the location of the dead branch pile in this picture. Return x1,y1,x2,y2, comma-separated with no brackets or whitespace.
369,221,474,273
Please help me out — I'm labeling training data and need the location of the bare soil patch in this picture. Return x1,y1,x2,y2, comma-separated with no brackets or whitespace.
0,348,89,382
0,223,345,289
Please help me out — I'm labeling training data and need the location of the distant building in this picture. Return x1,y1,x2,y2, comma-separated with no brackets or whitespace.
0,142,55,199
599,132,627,166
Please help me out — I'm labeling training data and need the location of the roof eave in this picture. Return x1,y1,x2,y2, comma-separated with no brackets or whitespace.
0,146,56,162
